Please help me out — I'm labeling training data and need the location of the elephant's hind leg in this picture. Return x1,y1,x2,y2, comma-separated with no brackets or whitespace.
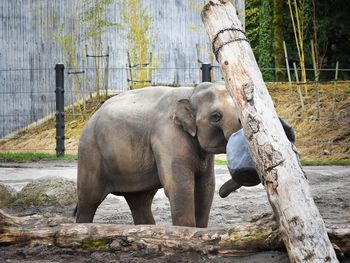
76,188,108,223
76,193,108,223
76,167,109,223
124,190,157,225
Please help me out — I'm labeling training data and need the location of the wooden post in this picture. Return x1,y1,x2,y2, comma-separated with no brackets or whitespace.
104,45,110,97
148,51,153,84
201,1,338,262
311,40,317,81
335,61,339,81
127,51,133,90
196,43,202,82
293,62,300,83
283,41,292,84
209,42,215,81
234,0,245,30
333,61,339,117
55,63,65,157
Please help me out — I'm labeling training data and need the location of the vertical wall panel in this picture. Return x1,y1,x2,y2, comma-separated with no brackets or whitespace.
0,0,225,138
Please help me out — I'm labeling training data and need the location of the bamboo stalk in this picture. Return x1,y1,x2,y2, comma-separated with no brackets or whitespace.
288,0,307,90
127,51,133,89
288,0,301,66
311,39,320,119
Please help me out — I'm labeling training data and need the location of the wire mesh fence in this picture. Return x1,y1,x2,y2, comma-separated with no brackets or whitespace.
0,65,349,156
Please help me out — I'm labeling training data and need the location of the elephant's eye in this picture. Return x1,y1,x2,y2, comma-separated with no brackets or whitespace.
210,111,222,123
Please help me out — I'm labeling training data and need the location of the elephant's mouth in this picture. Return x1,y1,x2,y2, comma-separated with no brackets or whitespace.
205,144,227,154
198,132,228,154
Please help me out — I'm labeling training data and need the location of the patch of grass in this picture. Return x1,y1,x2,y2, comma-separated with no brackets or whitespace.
0,152,77,162
214,159,227,166
1,152,348,165
300,159,350,166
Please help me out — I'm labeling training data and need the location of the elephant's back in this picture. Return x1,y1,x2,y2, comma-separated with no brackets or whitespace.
79,86,193,153
92,86,192,126
102,86,193,112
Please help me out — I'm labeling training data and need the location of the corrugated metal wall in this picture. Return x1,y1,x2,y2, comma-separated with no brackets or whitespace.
0,0,224,138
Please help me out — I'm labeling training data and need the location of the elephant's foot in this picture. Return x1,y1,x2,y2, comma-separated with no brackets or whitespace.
75,203,100,223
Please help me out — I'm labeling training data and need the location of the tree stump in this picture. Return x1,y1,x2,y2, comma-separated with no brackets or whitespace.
201,1,338,262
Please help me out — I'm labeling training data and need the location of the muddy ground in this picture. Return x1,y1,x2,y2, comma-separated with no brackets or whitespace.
0,161,349,262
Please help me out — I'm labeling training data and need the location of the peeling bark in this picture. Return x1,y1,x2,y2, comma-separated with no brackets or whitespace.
201,1,339,262
0,210,348,258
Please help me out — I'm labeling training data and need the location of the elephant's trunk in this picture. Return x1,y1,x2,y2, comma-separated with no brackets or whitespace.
219,179,240,198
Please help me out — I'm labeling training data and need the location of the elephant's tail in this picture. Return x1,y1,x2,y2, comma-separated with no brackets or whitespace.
72,204,78,218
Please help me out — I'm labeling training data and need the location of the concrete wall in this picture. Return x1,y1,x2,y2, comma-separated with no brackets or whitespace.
0,0,246,138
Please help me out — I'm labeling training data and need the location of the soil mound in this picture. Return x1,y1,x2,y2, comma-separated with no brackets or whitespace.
1,82,349,162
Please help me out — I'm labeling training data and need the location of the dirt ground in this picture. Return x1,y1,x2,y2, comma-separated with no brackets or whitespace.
0,161,350,262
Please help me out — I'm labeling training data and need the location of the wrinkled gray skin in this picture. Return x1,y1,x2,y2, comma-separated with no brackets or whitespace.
219,118,295,198
76,82,241,227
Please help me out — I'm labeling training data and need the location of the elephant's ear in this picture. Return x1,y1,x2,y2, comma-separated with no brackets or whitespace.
173,99,196,137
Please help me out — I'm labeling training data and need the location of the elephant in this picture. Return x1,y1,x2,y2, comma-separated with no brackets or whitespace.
219,118,296,198
75,82,241,227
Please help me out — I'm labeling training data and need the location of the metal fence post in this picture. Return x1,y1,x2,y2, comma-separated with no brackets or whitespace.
201,63,212,82
55,64,65,157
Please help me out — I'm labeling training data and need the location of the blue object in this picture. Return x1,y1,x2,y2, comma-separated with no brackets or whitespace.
226,129,261,187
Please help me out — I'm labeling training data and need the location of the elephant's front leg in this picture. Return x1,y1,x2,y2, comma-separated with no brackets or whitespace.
161,164,196,227
195,168,215,228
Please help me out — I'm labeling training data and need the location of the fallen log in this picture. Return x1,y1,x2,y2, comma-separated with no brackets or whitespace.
0,210,349,258
201,1,339,262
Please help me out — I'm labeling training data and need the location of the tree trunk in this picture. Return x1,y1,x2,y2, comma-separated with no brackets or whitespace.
201,1,338,262
273,0,285,81
0,210,348,258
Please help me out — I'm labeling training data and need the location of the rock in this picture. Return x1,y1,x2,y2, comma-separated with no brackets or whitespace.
0,184,17,208
323,149,331,155
18,177,77,206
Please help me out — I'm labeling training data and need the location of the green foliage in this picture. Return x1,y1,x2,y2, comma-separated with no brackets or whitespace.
245,0,260,58
34,0,82,102
312,0,350,80
81,0,119,40
121,0,156,89
34,0,119,99
82,239,109,249
81,0,120,97
246,0,276,81
258,0,274,82
273,0,285,81
246,0,350,81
